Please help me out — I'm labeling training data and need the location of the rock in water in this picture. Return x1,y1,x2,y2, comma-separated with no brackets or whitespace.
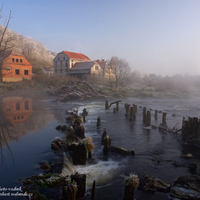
139,175,170,192
169,175,200,199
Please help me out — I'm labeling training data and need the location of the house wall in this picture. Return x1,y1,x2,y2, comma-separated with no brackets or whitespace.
2,54,32,82
53,52,68,75
90,64,103,75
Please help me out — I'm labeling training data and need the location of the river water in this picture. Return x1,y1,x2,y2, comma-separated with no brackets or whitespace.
0,94,200,199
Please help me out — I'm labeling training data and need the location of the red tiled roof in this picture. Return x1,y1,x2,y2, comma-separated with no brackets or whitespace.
62,51,91,61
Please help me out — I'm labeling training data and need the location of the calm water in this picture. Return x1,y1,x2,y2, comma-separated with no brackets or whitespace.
0,94,200,200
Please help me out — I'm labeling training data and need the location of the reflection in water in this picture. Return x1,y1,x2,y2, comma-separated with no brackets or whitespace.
3,97,33,126
0,96,54,169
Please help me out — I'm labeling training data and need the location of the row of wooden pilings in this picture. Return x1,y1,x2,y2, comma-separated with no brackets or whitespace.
105,100,168,128
124,103,167,127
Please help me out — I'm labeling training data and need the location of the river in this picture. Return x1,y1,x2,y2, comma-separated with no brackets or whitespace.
0,93,200,199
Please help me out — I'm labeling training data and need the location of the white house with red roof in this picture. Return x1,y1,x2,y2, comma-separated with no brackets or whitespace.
53,51,103,77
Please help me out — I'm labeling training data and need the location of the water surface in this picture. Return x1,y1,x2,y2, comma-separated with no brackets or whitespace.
0,95,200,199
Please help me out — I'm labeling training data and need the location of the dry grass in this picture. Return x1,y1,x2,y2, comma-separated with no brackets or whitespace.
81,137,95,152
121,173,139,188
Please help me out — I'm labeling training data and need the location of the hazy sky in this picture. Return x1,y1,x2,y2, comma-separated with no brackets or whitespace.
1,0,200,76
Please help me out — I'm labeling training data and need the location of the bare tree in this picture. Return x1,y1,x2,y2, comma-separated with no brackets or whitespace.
0,6,15,81
106,56,132,89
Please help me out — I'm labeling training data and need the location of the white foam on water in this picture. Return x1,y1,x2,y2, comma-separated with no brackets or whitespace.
75,158,127,187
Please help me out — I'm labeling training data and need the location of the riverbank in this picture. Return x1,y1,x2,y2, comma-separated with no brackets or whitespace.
0,78,199,99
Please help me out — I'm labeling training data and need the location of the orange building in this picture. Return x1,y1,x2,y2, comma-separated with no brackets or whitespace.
0,50,32,82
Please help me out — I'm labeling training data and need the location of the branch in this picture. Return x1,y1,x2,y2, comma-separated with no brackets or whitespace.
0,10,12,50
107,100,122,109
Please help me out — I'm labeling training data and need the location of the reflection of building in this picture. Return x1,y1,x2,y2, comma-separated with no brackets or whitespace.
3,97,33,125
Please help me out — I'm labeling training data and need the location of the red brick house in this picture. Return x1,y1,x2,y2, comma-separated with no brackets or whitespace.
0,50,32,82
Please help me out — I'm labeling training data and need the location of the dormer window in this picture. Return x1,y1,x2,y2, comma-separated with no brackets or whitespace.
20,59,22,63
16,59,19,62
12,58,15,62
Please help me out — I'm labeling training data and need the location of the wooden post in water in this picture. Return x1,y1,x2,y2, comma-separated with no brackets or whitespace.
125,104,130,116
130,106,135,120
123,184,135,200
91,180,95,200
101,128,107,145
133,104,137,112
97,116,101,127
146,110,151,127
154,110,158,119
125,103,127,108
105,101,109,110
103,136,111,155
182,117,190,141
143,107,147,123
113,108,116,113
198,119,200,137
162,112,167,125
116,102,119,111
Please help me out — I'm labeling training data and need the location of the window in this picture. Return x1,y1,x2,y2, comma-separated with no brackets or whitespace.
95,65,99,70
58,58,60,61
12,58,15,62
15,69,20,75
16,59,19,62
16,102,20,110
66,63,68,67
14,116,16,120
63,57,65,60
55,61,57,67
24,70,29,75
20,59,22,63
25,100,29,110
21,116,24,119
17,116,20,120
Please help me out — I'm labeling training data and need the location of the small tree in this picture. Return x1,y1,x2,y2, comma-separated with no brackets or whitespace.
106,56,132,89
0,6,15,81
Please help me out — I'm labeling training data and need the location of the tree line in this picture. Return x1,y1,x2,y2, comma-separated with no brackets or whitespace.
0,6,55,72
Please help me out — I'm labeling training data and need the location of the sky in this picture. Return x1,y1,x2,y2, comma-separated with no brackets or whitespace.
1,0,200,76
